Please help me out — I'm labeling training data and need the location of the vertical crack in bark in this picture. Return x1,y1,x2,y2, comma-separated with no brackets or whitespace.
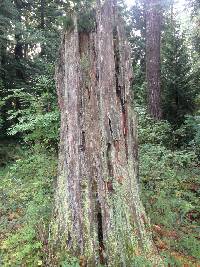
80,131,85,151
96,200,105,265
113,27,122,103
105,117,115,192
113,26,129,160
122,104,129,160
108,118,113,138
92,180,105,265
106,142,113,178
106,142,114,192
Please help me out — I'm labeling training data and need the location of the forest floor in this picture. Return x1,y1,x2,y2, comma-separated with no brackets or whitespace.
0,141,200,266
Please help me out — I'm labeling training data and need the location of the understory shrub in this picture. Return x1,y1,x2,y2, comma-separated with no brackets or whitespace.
137,107,200,265
0,146,57,266
4,72,60,149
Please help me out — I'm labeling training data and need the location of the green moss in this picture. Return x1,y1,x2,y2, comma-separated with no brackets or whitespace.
80,54,90,71
81,178,94,259
62,16,74,31
77,10,96,33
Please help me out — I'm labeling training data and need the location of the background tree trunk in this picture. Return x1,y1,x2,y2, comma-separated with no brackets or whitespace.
146,0,162,119
54,1,161,265
40,0,45,29
14,0,24,81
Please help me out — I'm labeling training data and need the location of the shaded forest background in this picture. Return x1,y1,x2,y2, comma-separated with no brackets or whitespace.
0,0,200,266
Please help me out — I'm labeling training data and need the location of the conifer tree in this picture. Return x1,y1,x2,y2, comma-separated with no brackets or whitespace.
161,20,197,126
129,0,146,105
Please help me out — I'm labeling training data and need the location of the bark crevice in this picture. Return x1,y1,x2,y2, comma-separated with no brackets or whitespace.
96,199,105,264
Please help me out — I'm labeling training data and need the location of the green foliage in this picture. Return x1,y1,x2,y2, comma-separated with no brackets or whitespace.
161,20,197,126
61,16,74,31
0,142,23,167
136,106,172,146
77,9,96,33
0,0,17,48
4,72,60,148
0,0,62,140
189,0,200,54
174,115,200,157
0,146,57,266
137,107,200,264
59,257,80,267
128,1,146,104
60,0,96,33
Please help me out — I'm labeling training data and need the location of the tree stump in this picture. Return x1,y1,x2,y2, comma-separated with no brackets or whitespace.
54,1,162,265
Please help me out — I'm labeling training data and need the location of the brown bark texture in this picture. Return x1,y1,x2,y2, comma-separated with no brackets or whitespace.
54,1,161,265
146,0,162,120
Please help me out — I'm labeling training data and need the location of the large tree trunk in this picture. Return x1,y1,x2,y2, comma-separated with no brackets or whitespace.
54,1,161,265
146,0,162,119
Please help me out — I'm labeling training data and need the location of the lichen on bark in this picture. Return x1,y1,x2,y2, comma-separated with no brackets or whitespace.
54,0,162,266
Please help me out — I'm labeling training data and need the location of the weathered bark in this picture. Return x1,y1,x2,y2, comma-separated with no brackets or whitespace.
146,0,162,120
54,1,161,265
